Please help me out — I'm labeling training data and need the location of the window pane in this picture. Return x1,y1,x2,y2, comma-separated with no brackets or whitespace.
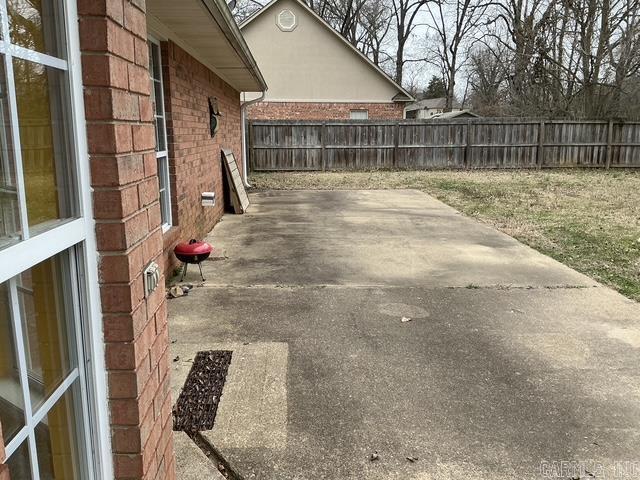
17,253,74,411
8,0,66,58
13,57,75,233
35,388,81,479
5,439,32,478
0,60,22,250
157,156,170,225
0,282,25,443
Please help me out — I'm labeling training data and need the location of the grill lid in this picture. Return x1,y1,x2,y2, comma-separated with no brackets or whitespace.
174,239,213,257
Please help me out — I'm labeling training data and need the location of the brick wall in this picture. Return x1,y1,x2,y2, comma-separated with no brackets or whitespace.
78,1,176,479
247,101,406,120
160,41,243,277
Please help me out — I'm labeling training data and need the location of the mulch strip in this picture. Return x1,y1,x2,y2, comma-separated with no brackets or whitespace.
173,350,233,432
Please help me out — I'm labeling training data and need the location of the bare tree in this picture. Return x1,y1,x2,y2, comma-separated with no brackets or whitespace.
425,0,493,110
467,47,508,114
359,0,394,66
232,0,267,22
391,0,431,85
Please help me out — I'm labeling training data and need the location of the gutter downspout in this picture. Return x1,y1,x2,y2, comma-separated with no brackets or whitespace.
241,91,265,187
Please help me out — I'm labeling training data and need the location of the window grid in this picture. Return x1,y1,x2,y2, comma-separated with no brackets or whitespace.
0,0,94,478
148,37,172,230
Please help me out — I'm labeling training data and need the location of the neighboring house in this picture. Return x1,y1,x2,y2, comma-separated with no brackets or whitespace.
240,0,413,120
405,97,463,119
431,110,479,119
0,1,265,480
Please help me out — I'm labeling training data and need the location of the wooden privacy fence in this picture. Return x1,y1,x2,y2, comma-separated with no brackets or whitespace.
248,119,640,171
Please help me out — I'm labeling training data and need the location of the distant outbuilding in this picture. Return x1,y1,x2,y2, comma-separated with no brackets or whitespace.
431,110,479,119
405,97,465,119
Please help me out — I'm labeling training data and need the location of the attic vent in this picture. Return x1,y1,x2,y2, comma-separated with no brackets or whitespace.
277,9,297,31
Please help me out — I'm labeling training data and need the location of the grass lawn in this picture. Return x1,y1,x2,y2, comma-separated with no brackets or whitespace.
251,170,640,301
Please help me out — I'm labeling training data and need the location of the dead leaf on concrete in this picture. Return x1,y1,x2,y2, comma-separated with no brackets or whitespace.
167,286,185,299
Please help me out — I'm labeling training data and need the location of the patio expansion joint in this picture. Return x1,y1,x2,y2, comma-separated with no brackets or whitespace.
193,283,600,291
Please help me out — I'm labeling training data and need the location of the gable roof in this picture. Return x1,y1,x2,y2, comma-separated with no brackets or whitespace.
432,110,479,118
240,0,413,102
405,97,462,111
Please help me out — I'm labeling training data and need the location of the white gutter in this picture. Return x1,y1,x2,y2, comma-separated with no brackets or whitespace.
240,91,265,187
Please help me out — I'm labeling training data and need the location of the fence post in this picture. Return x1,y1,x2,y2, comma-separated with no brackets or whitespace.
464,121,472,169
393,122,400,168
247,120,254,172
606,120,613,169
321,122,327,171
537,120,545,169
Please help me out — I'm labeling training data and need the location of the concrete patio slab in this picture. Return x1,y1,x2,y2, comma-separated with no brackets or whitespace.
170,190,640,480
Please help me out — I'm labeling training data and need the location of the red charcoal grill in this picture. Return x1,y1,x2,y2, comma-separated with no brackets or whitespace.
174,239,213,282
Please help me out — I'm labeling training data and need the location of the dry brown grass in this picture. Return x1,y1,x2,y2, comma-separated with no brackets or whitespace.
252,170,640,301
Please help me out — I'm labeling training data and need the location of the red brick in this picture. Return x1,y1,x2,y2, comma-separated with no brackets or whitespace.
247,101,406,120
105,313,154,370
147,203,162,231
142,152,157,178
110,398,141,425
138,177,159,207
114,453,143,477
153,296,168,334
103,302,147,342
87,123,132,154
109,371,138,399
110,89,141,121
99,246,144,283
78,0,124,24
79,17,109,52
95,210,149,251
109,22,136,62
91,154,145,187
112,425,142,454
93,185,139,220
149,325,168,372
139,96,154,122
134,37,150,67
142,229,163,265
99,274,144,314
82,55,129,89
124,1,147,38
128,63,151,95
132,123,155,151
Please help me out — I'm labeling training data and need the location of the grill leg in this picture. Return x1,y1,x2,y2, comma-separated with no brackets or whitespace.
180,263,188,282
197,262,205,282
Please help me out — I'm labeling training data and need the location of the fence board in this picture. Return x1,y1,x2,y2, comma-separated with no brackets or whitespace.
249,119,640,171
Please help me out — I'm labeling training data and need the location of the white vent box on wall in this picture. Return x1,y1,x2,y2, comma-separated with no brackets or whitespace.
202,192,216,207
143,262,161,298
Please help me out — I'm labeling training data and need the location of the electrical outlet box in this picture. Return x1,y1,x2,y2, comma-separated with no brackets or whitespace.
143,262,161,298
201,192,216,207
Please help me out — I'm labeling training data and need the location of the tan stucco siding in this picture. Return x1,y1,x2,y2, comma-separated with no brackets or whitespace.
241,0,401,102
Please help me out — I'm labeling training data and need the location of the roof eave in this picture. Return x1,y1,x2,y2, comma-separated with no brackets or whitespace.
203,0,268,91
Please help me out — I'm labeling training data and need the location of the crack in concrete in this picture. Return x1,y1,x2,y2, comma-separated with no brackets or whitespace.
189,432,244,480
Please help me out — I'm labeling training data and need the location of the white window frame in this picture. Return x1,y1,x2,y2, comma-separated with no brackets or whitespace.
148,37,172,232
350,109,369,120
0,0,113,478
